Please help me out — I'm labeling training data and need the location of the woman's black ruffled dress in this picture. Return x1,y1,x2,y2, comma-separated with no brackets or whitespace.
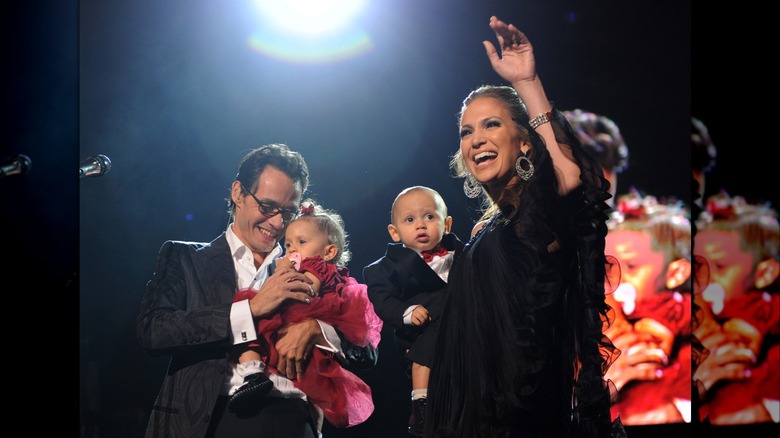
424,111,627,438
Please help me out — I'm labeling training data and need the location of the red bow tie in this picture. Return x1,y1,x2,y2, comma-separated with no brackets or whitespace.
421,245,449,263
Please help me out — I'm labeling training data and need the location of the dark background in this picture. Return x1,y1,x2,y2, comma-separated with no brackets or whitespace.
2,1,775,437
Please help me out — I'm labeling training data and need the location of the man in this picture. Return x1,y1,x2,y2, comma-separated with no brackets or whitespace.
137,143,377,438
603,191,694,425
693,193,779,425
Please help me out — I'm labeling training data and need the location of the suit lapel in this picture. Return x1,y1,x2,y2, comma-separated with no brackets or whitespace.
192,233,237,304
387,243,445,289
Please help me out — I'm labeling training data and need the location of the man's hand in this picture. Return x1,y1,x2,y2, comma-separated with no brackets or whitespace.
249,263,314,318
693,326,755,392
605,318,673,391
275,319,325,380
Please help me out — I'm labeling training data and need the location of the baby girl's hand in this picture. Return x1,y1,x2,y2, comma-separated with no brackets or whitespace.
275,253,301,271
288,253,301,271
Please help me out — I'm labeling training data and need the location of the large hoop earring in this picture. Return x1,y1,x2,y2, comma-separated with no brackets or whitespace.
515,153,535,181
463,176,482,198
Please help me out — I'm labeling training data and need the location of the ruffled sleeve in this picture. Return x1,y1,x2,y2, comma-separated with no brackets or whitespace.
299,256,345,294
551,108,625,436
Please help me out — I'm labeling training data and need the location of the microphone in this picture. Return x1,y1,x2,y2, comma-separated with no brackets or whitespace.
0,154,32,178
79,154,112,179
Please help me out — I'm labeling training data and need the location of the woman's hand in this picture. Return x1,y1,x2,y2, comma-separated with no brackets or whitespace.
483,16,536,86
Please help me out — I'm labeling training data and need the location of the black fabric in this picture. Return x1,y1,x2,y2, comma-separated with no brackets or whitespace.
424,110,624,438
207,396,318,438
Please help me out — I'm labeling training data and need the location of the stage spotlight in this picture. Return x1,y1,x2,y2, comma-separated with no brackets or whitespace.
253,0,366,36
248,0,372,63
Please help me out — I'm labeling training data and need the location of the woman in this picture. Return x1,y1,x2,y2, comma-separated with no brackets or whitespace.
424,16,625,437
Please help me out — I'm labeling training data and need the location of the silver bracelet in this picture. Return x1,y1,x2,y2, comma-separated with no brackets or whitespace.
529,111,552,129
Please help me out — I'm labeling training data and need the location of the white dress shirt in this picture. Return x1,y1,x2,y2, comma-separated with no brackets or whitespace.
402,247,454,325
